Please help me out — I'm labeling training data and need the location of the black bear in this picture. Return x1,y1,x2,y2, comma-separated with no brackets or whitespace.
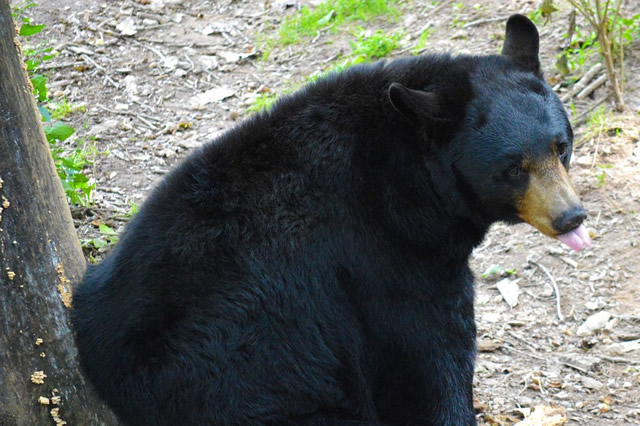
72,15,590,426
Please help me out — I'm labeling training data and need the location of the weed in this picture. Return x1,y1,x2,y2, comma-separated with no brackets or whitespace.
584,106,611,139
560,26,598,72
246,92,279,113
46,98,86,120
310,28,402,80
15,3,96,206
278,0,399,45
82,224,119,253
481,264,517,280
565,0,640,110
251,28,401,113
349,28,402,59
411,28,432,55
45,123,97,206
595,164,613,187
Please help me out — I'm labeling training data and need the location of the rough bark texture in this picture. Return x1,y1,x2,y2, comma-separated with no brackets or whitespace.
0,1,118,424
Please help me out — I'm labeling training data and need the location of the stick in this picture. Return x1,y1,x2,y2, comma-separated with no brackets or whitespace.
528,260,564,321
462,16,510,28
576,74,608,99
571,95,610,129
560,63,603,102
600,355,640,365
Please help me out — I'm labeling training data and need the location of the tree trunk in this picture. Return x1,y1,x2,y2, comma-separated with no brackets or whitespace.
0,1,118,424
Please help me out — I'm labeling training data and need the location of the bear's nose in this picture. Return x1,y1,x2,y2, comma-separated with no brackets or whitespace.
552,207,587,234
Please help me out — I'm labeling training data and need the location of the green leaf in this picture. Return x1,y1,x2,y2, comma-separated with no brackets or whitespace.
89,238,108,249
99,224,117,236
19,23,44,36
44,122,75,143
38,105,51,122
30,74,47,101
317,10,336,26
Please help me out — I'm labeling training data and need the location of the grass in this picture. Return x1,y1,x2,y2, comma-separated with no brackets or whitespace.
249,28,402,113
411,28,432,55
309,28,402,81
278,0,399,45
246,92,280,113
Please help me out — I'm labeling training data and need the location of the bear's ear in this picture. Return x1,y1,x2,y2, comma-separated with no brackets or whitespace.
388,82,439,125
501,14,541,74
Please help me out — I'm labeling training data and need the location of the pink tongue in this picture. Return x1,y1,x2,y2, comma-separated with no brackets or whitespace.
556,224,592,252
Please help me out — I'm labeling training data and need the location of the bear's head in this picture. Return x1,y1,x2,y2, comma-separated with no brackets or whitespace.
388,15,591,251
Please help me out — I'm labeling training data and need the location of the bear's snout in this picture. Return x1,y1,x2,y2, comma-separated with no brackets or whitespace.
516,155,588,248
552,206,587,234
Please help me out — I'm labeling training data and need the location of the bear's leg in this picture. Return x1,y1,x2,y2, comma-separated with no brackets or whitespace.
376,293,477,425
282,410,384,426
418,310,477,425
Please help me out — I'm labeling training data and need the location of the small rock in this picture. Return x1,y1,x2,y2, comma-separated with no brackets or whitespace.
584,300,599,310
89,119,119,138
581,376,603,390
496,278,520,307
577,311,612,337
607,339,640,355
116,17,137,36
558,354,600,371
162,56,180,70
477,339,500,352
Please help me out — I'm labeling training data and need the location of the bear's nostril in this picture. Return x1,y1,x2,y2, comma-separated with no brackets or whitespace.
553,207,587,234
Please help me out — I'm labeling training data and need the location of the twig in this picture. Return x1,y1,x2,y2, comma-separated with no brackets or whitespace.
462,16,510,28
81,54,119,89
571,95,610,129
422,0,453,19
505,344,547,361
576,74,608,100
528,260,564,321
94,104,164,123
600,355,640,365
560,63,603,102
508,330,541,352
38,62,78,70
561,361,589,374
133,40,166,61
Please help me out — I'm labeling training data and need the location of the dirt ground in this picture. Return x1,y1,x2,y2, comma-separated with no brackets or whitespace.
26,0,640,424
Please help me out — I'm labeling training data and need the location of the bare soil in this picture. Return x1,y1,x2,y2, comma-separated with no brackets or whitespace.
28,0,640,424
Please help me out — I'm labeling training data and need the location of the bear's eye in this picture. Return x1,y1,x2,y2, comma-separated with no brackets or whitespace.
506,165,523,177
558,143,569,162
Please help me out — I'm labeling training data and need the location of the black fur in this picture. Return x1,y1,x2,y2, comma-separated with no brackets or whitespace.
72,15,571,426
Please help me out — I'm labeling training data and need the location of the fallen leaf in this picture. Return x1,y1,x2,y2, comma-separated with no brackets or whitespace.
514,405,568,426
191,87,235,109
116,17,137,36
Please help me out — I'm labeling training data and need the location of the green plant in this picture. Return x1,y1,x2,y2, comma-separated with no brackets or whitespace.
278,0,399,45
251,28,401,113
411,28,432,55
309,28,402,80
349,27,401,59
14,2,95,206
565,0,639,111
47,98,86,120
560,25,598,71
595,164,613,186
584,105,610,139
82,224,119,252
481,264,517,279
246,92,279,113
45,123,96,206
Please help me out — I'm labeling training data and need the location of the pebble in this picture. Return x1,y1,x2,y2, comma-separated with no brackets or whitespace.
577,311,612,337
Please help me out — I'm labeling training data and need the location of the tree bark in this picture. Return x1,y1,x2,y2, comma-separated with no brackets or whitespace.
0,1,118,424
